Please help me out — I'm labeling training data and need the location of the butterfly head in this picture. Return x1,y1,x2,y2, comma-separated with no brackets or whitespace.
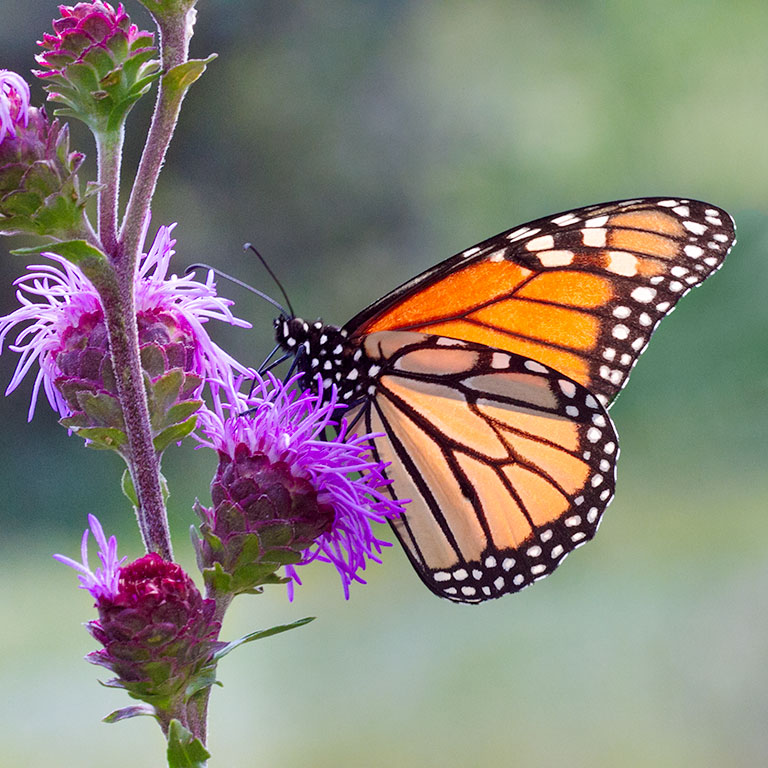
274,315,373,403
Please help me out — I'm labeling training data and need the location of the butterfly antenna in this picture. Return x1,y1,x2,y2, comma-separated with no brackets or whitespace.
184,263,288,315
243,243,295,318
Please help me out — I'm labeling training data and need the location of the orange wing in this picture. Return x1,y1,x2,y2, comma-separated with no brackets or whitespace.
354,331,619,603
345,198,736,406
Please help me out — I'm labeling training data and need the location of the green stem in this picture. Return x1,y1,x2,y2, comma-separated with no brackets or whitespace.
95,127,124,256
185,592,232,745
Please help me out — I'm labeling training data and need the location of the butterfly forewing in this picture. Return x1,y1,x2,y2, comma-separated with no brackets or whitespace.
346,198,736,406
353,331,618,603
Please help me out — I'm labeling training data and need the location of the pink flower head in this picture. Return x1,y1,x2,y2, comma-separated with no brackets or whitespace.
36,2,152,78
0,223,251,420
0,70,30,144
195,374,405,599
56,518,220,710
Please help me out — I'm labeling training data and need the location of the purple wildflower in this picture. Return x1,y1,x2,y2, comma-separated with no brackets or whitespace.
54,513,125,600
195,374,405,599
0,70,30,144
34,3,158,130
36,2,145,73
0,223,251,420
56,515,220,718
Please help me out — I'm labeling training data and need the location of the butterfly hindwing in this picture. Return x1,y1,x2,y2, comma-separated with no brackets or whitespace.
346,198,736,406
352,331,618,603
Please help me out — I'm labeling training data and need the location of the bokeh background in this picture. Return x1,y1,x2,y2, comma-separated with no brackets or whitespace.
1,2,767,766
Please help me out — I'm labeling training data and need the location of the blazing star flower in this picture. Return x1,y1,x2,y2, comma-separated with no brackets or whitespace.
35,3,158,131
0,223,251,426
55,515,220,717
194,373,405,599
0,70,30,144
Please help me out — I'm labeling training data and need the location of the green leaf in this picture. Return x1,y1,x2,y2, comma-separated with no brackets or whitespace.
78,391,124,429
153,414,198,453
166,720,210,768
163,399,204,427
202,562,234,594
68,425,128,451
104,704,156,723
163,55,218,98
185,667,222,700
140,344,167,379
150,368,185,413
121,470,139,506
212,617,315,662
231,562,284,593
12,240,109,282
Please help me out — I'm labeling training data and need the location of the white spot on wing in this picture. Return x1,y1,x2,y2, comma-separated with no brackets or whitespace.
525,360,549,374
582,227,607,247
684,244,703,258
684,220,707,235
537,250,574,267
526,234,555,251
551,213,580,226
559,380,577,398
631,286,656,303
612,324,630,340
607,251,638,277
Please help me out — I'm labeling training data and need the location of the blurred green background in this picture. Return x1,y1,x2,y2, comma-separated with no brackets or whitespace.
1,1,767,766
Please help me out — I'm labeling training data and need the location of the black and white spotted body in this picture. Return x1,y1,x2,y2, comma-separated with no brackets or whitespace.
274,315,378,403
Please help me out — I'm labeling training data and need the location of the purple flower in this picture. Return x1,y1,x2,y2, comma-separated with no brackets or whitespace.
35,2,154,81
0,70,30,144
0,223,251,421
56,516,220,719
195,374,405,599
54,513,125,601
34,3,158,130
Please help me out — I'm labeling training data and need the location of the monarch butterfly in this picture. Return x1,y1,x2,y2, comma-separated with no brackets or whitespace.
274,197,735,603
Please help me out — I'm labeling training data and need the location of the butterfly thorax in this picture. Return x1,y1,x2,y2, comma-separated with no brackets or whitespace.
274,315,376,403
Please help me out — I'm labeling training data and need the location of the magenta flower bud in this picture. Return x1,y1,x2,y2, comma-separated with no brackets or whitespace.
88,554,219,702
35,3,159,131
55,516,220,725
0,70,89,238
194,374,405,599
0,224,250,452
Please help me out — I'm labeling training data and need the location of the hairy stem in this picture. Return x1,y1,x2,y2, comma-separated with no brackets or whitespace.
95,127,123,255
119,9,193,265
